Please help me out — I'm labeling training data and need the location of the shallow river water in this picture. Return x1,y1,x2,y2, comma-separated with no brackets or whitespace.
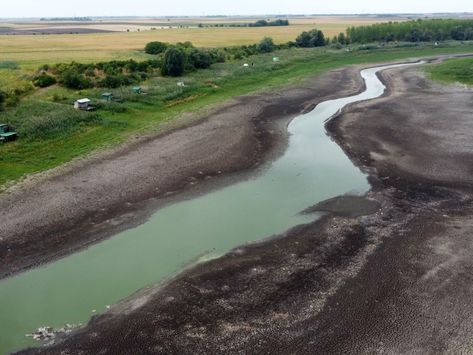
0,63,418,354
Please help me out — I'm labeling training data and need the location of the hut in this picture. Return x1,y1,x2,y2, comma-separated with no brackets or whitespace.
74,98,91,110
132,86,142,94
177,81,185,87
102,93,113,101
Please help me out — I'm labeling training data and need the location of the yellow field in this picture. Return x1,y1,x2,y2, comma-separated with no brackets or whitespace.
0,16,399,66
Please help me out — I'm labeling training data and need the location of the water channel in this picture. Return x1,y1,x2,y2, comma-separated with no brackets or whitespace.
0,62,419,354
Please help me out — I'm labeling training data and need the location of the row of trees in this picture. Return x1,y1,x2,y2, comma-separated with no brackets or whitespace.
347,19,473,43
197,19,289,28
248,19,289,27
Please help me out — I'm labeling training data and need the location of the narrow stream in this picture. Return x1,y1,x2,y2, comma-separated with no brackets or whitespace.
0,63,419,354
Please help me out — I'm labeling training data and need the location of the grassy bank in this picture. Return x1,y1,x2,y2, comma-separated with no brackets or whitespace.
1,43,473,188
427,57,473,85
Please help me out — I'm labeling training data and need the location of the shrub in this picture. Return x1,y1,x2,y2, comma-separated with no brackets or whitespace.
33,74,57,88
161,47,186,77
145,41,169,55
60,69,93,90
257,37,275,53
188,48,212,69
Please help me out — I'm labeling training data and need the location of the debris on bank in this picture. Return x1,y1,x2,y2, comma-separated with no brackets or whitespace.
26,323,81,342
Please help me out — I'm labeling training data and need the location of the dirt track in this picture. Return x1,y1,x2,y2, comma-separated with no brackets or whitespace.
0,67,363,280
14,59,473,354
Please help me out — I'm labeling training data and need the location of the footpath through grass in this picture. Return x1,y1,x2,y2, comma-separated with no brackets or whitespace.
427,56,473,85
1,43,473,188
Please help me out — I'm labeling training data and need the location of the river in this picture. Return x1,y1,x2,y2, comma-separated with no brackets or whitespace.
0,62,420,354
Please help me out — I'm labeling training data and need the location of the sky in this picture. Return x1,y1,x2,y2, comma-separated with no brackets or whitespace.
2,0,473,18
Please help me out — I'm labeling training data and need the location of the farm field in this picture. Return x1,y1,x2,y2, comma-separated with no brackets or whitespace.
0,16,405,65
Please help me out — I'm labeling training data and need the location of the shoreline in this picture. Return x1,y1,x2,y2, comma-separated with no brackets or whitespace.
16,56,473,354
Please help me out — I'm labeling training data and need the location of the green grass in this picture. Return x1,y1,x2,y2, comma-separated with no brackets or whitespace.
427,57,473,85
1,42,473,188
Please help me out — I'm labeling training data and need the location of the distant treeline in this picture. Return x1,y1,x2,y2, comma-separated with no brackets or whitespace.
347,19,473,43
40,17,92,21
198,19,289,28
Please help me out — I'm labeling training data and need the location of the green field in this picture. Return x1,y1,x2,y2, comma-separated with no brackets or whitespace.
1,41,473,188
428,57,473,85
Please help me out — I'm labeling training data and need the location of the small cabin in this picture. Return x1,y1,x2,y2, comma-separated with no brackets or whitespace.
177,81,185,87
74,98,91,110
102,93,113,101
243,63,249,67
132,86,142,94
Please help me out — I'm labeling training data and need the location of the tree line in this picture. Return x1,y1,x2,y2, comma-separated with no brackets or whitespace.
197,19,289,28
347,19,473,43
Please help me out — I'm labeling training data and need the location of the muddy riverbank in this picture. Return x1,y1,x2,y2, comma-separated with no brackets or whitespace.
16,59,473,354
0,67,364,280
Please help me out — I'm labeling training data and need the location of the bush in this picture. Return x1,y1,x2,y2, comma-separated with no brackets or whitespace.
296,29,326,47
60,69,93,90
145,41,169,55
257,37,275,53
33,74,57,88
161,47,186,77
188,48,212,69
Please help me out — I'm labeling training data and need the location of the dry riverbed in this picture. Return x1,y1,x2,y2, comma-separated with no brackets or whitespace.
7,58,473,354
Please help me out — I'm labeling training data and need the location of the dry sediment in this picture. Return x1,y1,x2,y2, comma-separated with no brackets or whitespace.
18,60,473,353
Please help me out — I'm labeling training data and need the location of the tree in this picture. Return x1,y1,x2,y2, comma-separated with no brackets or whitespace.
296,29,326,48
144,41,168,55
161,47,186,77
296,31,312,47
337,32,347,45
257,37,275,53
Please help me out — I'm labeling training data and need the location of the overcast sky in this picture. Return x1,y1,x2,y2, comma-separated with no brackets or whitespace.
2,0,473,18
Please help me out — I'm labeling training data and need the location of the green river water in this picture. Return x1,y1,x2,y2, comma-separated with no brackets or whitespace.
0,63,418,353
